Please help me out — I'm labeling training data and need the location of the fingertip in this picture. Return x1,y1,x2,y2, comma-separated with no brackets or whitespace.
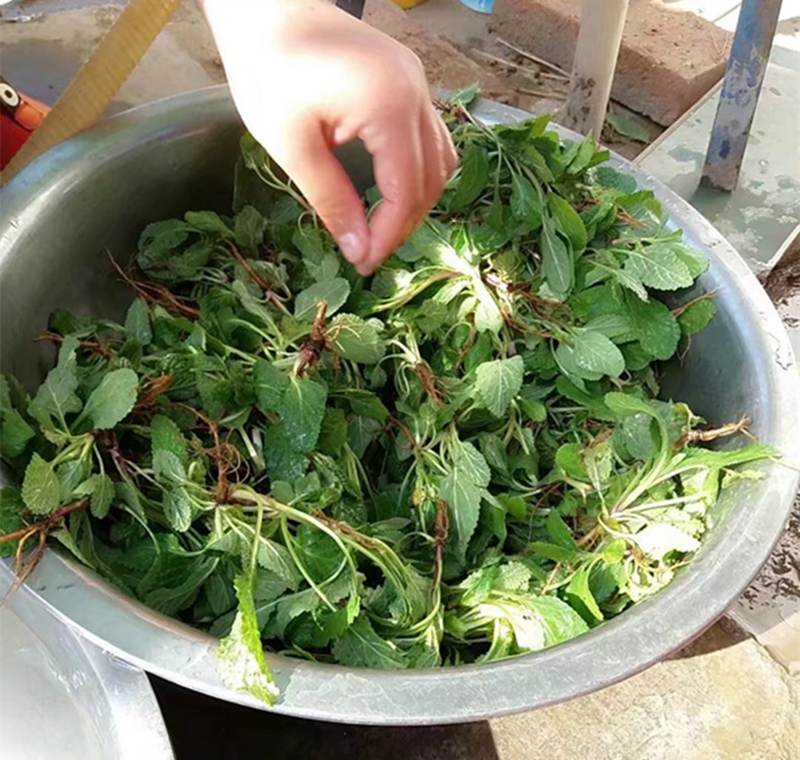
338,232,368,267
355,258,377,277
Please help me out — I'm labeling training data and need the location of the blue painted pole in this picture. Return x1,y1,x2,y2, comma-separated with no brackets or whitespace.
701,0,782,192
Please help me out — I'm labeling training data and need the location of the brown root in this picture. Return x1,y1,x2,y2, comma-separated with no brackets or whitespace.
0,500,89,598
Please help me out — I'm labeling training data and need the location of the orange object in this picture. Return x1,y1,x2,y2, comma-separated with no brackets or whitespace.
0,78,50,170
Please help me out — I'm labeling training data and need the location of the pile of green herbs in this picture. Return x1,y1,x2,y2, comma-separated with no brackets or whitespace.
0,90,771,705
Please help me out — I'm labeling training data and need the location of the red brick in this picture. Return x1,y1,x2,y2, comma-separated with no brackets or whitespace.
489,0,733,125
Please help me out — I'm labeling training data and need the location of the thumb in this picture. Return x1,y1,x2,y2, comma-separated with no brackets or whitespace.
267,123,369,267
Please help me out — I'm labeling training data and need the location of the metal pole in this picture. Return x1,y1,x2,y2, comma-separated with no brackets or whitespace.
701,0,782,192
564,0,630,139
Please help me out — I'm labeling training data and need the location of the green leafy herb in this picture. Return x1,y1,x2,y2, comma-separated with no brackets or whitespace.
0,89,770,709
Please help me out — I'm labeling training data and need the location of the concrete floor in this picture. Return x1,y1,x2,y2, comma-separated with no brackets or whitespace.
1,2,799,758
150,624,800,759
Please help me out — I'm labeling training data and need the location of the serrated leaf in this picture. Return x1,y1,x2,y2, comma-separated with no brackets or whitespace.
567,135,600,175
163,487,193,532
632,524,700,561
407,221,454,263
185,210,233,237
582,313,633,340
280,377,327,454
293,226,340,282
253,537,301,589
295,525,342,583
546,509,578,550
89,473,114,519
29,335,82,430
452,144,490,208
262,572,351,638
332,614,407,669
540,217,572,299
138,218,192,257
22,453,61,515
329,314,386,364
592,166,638,195
548,195,587,253
605,265,650,301
475,355,524,418
234,205,267,250
582,439,614,493
566,566,603,621
151,414,187,465
342,389,389,423
0,406,35,458
153,449,187,484
626,295,681,360
441,465,482,561
473,281,504,334
451,439,491,488
673,244,709,279
79,368,138,430
253,359,289,414
56,459,90,500
124,298,152,346
447,82,481,108
498,561,532,592
677,299,716,336
605,112,649,143
294,278,350,322
0,487,26,557
217,572,279,706
347,415,382,458
318,407,348,455
524,145,555,183
264,422,309,481
527,596,589,645
530,542,577,563
510,173,543,227
623,243,693,291
571,330,625,377
604,392,655,417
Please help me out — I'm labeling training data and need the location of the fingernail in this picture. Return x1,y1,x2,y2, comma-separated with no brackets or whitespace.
339,233,366,265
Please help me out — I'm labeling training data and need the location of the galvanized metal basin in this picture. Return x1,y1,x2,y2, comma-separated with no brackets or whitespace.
1,86,798,725
0,559,173,759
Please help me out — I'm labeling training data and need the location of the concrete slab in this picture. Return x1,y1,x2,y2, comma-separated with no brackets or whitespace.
637,46,800,275
490,623,800,760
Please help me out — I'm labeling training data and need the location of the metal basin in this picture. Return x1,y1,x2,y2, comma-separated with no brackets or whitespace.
0,560,173,759
1,86,798,725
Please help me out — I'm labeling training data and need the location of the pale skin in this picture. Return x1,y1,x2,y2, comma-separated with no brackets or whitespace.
200,0,458,275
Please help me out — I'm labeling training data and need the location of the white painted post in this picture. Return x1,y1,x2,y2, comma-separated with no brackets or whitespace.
564,0,630,139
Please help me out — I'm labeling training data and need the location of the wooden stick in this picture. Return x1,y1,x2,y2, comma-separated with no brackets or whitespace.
471,49,569,83
515,87,568,101
495,36,571,78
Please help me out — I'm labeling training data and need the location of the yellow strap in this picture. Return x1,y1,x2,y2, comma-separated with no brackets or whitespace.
1,0,183,184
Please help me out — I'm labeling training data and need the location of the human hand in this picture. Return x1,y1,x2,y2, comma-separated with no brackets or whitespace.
200,0,458,275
